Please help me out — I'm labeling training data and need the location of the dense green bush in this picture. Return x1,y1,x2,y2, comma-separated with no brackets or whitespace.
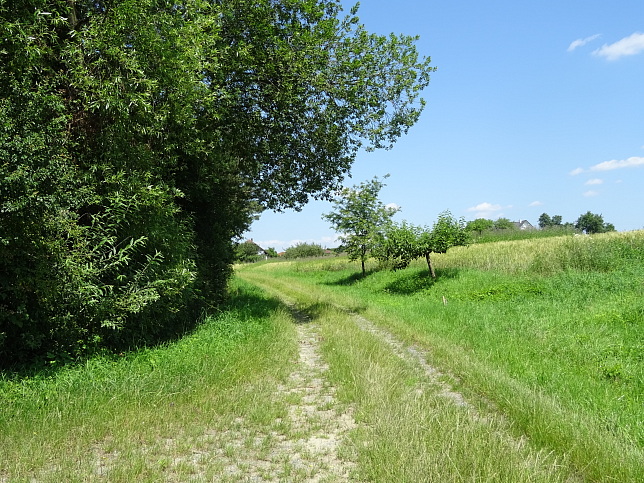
283,243,326,259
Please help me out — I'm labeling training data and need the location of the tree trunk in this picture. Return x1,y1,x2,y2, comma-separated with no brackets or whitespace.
425,253,436,278
67,0,78,29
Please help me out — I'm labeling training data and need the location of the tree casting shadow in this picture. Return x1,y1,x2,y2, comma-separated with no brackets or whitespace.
326,269,378,286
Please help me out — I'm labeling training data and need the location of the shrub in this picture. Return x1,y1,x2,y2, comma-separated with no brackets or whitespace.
283,243,325,259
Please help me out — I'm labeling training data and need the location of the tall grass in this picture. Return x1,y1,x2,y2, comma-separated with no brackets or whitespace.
434,230,643,274
0,279,296,481
468,226,578,244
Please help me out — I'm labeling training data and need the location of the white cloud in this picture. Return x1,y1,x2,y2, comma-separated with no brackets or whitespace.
585,178,603,185
590,156,644,171
567,34,601,52
569,167,585,176
583,190,599,197
593,32,644,60
467,202,502,212
467,202,504,219
529,201,543,207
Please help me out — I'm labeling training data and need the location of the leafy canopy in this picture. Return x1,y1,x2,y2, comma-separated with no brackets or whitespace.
0,0,434,364
283,243,325,259
575,212,616,235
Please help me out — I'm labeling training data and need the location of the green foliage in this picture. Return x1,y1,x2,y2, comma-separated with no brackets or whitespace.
0,0,434,364
375,221,422,270
576,211,616,234
493,217,515,230
538,212,564,229
466,218,494,233
322,175,399,275
237,232,644,480
283,242,325,259
0,277,292,480
376,211,467,277
235,240,264,263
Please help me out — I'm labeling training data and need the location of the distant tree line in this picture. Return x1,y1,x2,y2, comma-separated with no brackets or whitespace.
466,212,616,238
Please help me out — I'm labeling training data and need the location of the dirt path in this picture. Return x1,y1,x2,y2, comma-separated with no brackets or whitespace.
195,309,357,482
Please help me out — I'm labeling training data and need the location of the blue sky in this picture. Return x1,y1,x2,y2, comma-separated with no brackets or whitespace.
245,0,644,251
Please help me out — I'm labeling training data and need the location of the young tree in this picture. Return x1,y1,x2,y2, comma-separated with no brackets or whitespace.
283,243,325,259
234,240,264,263
493,218,515,230
539,213,564,229
377,211,468,278
323,176,399,275
466,218,494,234
538,213,552,229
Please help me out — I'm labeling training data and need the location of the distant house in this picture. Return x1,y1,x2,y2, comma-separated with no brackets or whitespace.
512,220,535,230
244,239,269,260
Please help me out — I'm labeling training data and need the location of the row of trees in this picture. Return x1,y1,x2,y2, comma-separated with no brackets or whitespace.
323,176,467,277
539,212,615,234
466,212,615,235
1,1,434,364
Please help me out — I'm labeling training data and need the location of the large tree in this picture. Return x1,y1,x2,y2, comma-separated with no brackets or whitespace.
575,212,615,234
323,175,399,275
0,0,434,363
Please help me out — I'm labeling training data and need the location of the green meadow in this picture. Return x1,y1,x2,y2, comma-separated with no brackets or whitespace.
1,230,642,481
237,230,643,480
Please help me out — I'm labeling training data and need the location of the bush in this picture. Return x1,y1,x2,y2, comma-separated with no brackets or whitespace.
283,243,325,259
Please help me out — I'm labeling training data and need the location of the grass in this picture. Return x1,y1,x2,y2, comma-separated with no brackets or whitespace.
237,230,644,481
3,230,641,481
0,278,298,482
235,278,576,481
320,303,572,482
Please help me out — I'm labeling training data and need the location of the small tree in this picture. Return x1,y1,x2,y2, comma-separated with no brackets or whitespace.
420,211,468,278
323,176,399,276
538,213,552,229
378,211,468,278
375,221,421,270
493,218,515,230
466,218,494,234
234,240,264,263
539,213,564,229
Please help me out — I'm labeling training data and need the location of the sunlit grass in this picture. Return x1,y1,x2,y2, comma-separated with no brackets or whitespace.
0,279,297,481
236,230,644,481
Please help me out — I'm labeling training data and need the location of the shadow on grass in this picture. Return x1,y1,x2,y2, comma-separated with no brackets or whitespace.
291,300,368,325
325,269,378,286
1,285,284,380
384,268,460,295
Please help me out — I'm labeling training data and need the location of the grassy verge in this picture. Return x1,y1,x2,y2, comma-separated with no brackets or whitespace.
237,230,644,481
0,279,297,482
